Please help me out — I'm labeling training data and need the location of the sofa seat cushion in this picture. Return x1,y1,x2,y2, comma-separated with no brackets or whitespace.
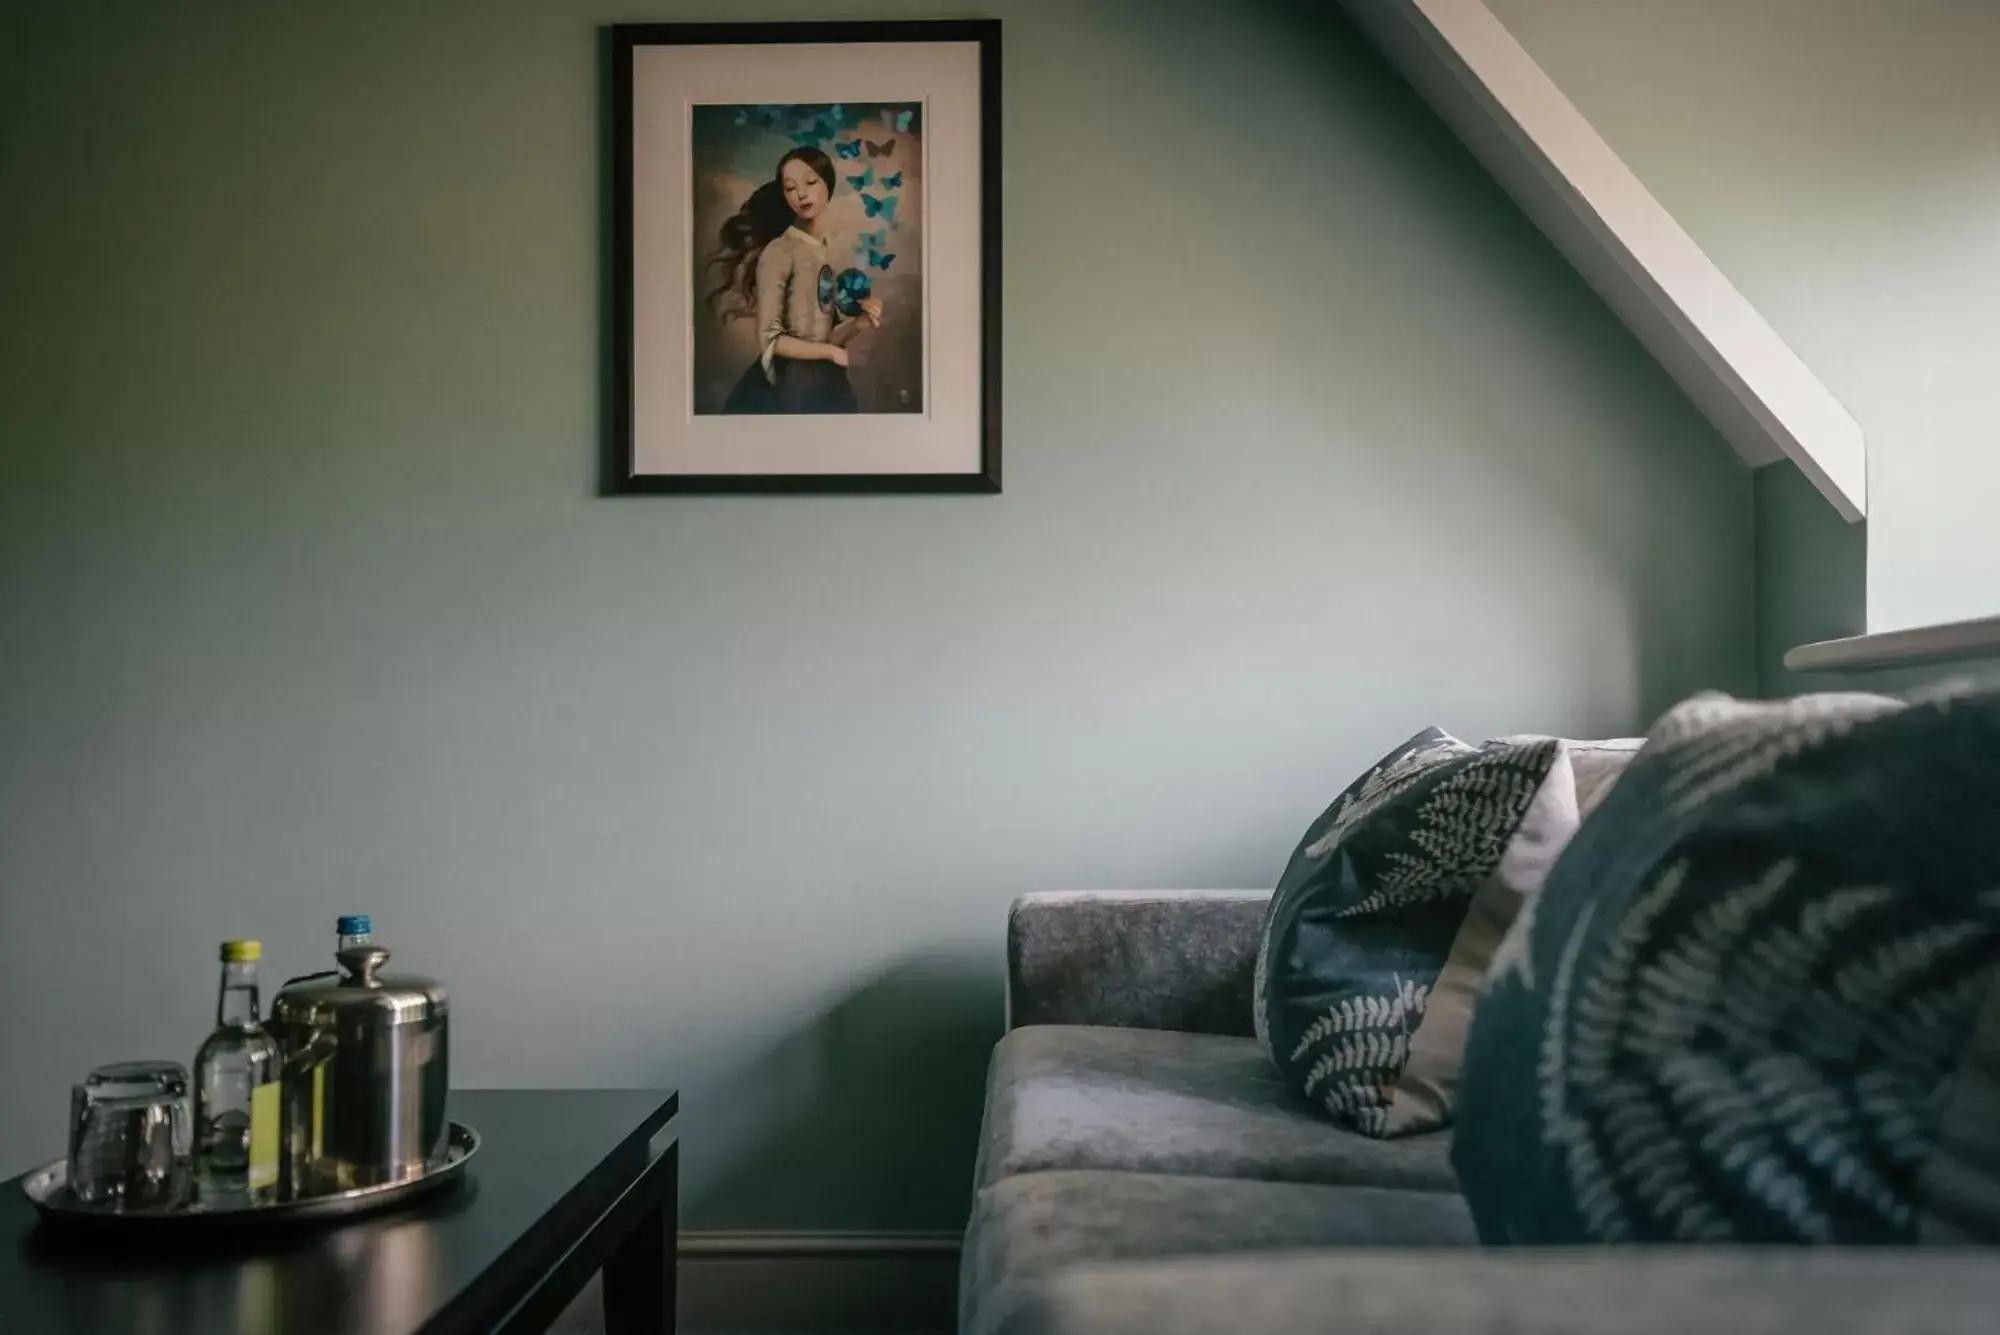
975,1025,1457,1193
963,1171,1474,1334
983,1247,2000,1335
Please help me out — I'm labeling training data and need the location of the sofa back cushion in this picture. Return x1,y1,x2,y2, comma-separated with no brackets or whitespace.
1455,689,2000,1244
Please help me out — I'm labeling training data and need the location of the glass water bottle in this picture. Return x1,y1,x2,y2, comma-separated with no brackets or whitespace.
193,940,281,1201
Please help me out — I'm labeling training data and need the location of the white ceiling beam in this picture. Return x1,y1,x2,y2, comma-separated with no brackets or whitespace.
1340,0,1867,521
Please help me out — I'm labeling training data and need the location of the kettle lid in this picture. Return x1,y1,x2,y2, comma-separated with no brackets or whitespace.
272,945,448,1026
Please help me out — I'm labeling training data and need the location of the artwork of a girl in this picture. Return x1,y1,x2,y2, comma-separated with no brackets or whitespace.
706,146,887,414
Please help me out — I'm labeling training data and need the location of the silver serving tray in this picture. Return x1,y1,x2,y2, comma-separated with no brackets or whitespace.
21,1121,478,1232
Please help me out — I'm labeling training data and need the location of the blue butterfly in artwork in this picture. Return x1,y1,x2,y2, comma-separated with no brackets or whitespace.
789,129,822,148
883,108,914,133
833,139,863,160
861,192,898,221
867,248,897,271
858,228,888,249
845,167,873,190
881,171,903,190
734,108,750,127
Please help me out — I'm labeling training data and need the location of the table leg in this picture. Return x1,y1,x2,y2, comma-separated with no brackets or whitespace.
603,1142,676,1335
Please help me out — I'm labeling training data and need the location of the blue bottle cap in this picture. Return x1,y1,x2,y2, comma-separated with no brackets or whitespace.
336,914,373,936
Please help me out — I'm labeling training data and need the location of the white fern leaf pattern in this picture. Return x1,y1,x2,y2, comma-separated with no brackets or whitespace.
1539,898,1618,1236
1538,847,1998,1242
1287,981,1431,1064
1338,744,1556,919
1303,737,1466,862
1654,694,1900,819
1269,734,1561,1135
1289,973,1430,1125
1472,693,2000,1245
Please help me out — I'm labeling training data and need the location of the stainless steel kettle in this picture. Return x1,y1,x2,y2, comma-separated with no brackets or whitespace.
268,945,449,1195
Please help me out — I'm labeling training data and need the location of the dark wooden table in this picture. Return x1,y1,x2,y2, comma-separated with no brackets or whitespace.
0,1088,678,1334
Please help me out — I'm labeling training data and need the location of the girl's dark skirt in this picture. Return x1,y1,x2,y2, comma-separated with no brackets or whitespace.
721,356,858,414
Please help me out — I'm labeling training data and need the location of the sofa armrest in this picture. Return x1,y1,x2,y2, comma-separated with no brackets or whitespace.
1006,890,1271,1036
989,1247,2000,1335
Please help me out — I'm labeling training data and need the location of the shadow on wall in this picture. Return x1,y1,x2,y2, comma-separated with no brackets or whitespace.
1236,0,1757,722
687,954,1004,1232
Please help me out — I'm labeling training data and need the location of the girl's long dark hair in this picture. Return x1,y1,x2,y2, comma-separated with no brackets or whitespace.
707,146,836,320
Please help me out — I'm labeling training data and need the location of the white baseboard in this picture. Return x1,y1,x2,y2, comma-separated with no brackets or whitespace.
553,1230,962,1332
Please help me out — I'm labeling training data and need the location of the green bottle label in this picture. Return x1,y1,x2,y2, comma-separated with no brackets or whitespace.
248,1081,279,1190
312,1062,325,1161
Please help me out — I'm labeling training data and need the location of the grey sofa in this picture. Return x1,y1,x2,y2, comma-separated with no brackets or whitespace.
960,890,2000,1335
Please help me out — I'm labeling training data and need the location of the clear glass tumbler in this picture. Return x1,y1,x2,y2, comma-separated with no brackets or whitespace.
67,1060,192,1208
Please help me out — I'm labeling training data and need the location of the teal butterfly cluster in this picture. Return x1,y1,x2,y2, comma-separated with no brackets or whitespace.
733,102,852,147
857,228,895,273
831,110,915,272
724,103,917,276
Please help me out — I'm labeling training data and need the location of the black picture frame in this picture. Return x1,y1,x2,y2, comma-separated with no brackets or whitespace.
609,20,1002,495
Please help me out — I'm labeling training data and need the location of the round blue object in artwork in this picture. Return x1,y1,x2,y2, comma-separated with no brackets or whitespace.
833,267,872,318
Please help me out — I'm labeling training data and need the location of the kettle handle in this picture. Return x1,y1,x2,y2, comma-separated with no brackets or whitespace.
275,1025,339,1200
280,1026,340,1079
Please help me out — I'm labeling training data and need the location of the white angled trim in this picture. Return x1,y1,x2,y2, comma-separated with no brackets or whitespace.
1340,0,1866,521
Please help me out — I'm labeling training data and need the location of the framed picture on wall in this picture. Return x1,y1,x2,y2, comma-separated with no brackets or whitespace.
610,20,1001,494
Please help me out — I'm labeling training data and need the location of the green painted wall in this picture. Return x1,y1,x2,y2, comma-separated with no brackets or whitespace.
1491,0,2000,636
0,0,1754,1229
1754,462,1866,698
1755,461,2000,698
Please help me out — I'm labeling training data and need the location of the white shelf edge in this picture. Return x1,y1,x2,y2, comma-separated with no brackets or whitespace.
1785,615,2000,673
1339,0,1866,522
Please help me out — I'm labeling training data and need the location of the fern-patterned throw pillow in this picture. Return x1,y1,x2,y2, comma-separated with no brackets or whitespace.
1254,728,1578,1137
1455,689,2000,1244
